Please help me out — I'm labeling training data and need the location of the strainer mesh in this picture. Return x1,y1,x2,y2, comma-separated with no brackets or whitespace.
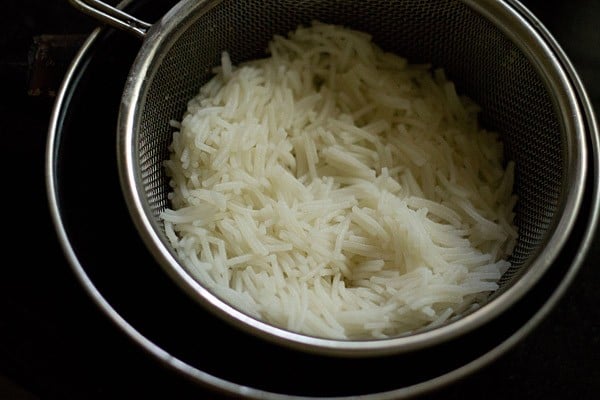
135,0,564,294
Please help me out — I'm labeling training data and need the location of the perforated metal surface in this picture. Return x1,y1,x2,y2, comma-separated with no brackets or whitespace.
122,0,584,353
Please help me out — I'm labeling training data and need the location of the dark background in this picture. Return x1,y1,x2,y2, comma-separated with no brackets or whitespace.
1,0,599,399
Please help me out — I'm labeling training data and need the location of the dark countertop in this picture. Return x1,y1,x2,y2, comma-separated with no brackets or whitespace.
1,0,599,399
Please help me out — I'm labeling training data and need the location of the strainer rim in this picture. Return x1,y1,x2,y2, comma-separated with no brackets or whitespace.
117,0,588,357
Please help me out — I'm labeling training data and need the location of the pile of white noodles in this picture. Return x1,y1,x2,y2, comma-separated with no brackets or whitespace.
161,21,518,339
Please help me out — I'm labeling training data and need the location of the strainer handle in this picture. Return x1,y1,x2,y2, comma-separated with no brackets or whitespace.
69,0,152,39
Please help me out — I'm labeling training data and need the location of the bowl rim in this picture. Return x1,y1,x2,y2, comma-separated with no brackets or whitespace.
47,0,600,397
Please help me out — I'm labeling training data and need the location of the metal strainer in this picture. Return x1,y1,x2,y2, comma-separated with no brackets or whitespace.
70,0,588,356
